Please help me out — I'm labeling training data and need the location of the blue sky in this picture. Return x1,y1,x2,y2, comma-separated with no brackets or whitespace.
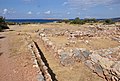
0,0,120,19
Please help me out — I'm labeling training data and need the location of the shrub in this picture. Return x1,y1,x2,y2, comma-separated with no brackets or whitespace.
0,16,9,31
84,18,97,23
6,22,17,25
103,19,115,25
57,19,71,23
70,17,85,24
0,26,2,32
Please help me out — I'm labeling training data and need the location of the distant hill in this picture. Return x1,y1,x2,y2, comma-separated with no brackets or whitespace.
97,17,120,22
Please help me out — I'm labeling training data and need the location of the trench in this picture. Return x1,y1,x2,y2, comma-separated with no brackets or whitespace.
34,41,58,81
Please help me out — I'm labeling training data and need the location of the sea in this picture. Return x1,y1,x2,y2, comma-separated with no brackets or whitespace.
5,19,62,23
5,17,120,23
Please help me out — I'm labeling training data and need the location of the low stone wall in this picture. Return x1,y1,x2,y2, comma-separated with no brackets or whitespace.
24,34,52,81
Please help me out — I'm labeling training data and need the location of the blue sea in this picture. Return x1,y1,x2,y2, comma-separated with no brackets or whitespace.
5,19,62,23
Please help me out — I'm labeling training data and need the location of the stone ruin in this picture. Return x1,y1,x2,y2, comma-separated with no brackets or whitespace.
23,34,52,81
38,25,120,81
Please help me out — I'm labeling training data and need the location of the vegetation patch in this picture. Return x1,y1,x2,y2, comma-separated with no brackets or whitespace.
0,16,9,31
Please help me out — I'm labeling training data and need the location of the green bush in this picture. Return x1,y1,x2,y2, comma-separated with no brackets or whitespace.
6,22,17,25
0,16,9,31
57,19,71,23
103,19,115,25
0,26,2,32
84,18,97,23
70,17,85,24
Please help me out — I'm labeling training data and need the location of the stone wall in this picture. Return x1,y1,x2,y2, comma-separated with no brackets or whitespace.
24,34,52,81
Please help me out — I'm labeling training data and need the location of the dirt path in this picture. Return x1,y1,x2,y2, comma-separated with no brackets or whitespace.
0,31,38,81
0,33,13,81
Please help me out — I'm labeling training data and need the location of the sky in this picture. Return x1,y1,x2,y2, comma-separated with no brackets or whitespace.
0,0,120,19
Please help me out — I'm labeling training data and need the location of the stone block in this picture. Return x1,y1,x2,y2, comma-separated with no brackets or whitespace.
73,48,86,62
59,52,74,66
90,54,102,63
85,60,94,70
99,58,114,69
82,50,91,58
93,63,104,78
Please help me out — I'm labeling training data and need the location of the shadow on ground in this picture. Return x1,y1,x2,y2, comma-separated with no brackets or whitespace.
0,36,5,39
0,52,3,56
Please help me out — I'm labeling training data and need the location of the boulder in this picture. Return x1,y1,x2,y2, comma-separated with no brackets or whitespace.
59,52,68,61
39,33,46,37
37,73,45,81
59,52,74,66
82,50,91,58
47,41,53,46
93,63,104,78
73,48,81,56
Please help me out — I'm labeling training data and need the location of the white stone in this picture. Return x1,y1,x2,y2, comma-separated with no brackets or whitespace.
57,49,64,55
40,33,45,37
